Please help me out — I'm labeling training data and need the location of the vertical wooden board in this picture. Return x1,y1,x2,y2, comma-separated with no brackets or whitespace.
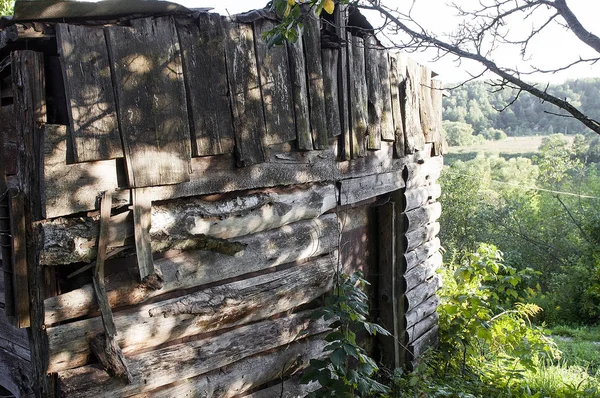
419,65,435,143
223,21,267,166
9,191,30,328
287,37,312,150
56,24,122,163
403,57,425,154
379,50,395,141
389,54,406,157
365,36,381,150
430,79,446,155
176,14,234,156
303,10,328,149
321,48,342,138
349,36,367,158
253,19,296,145
106,16,191,187
336,6,351,160
0,105,16,145
132,188,153,280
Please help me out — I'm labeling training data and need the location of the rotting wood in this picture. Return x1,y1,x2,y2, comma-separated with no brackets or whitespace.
176,14,234,157
0,303,30,362
365,36,382,150
0,346,34,398
406,274,442,313
243,373,320,398
0,151,15,321
106,16,191,187
126,337,326,398
338,28,351,160
8,191,29,328
349,36,367,158
379,50,395,142
419,65,435,143
404,155,443,190
405,294,440,330
404,184,441,212
404,202,442,233
404,252,442,293
44,215,339,325
430,79,446,155
405,237,441,273
405,222,440,252
287,37,312,151
40,183,337,266
253,18,296,145
339,170,405,205
55,24,122,162
389,54,405,157
406,312,438,345
132,188,154,280
47,256,335,373
303,9,328,149
55,311,329,397
402,56,425,154
410,324,439,360
321,48,342,138
224,21,267,166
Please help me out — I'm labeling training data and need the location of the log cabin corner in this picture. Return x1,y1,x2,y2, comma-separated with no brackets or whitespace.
0,1,446,397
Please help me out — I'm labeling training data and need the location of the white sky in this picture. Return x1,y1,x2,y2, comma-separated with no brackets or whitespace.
173,0,599,84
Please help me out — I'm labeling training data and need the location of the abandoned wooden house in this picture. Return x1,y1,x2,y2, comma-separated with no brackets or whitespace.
0,2,445,397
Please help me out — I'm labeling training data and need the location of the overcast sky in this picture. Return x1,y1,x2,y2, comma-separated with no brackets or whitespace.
172,0,599,84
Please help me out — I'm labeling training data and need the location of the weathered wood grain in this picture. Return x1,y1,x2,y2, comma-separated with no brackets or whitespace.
349,36,367,158
389,54,406,157
404,202,442,233
0,105,17,175
402,56,425,154
303,10,328,149
287,37,312,150
365,36,382,150
379,50,395,142
339,169,405,205
407,312,438,345
321,48,342,138
128,338,325,398
338,29,351,160
47,257,335,372
405,222,440,252
243,373,320,398
430,78,446,155
224,21,267,166
253,18,296,145
0,154,14,320
404,252,443,292
406,274,441,312
405,294,440,329
55,311,329,397
405,237,441,273
404,184,441,212
132,188,153,280
44,215,339,325
176,14,234,156
56,23,122,162
419,65,436,143
410,324,439,359
0,347,33,398
0,308,30,362
404,155,443,190
8,191,29,328
106,16,191,187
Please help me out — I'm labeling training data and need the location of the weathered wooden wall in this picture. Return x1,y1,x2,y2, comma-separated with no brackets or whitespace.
0,7,446,397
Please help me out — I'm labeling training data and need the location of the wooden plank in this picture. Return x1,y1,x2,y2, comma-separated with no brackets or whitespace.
106,16,191,187
56,312,329,398
55,23,122,163
405,294,440,329
402,57,425,154
419,65,436,143
132,188,153,280
404,155,443,189
42,124,123,219
405,237,441,273
176,14,234,156
389,54,406,157
406,274,442,311
338,28,351,160
47,257,336,373
243,373,320,398
404,184,441,212
339,170,405,205
8,191,29,328
404,252,442,293
410,324,439,360
41,184,337,266
321,48,342,138
349,36,367,158
405,222,440,252
287,38,312,151
127,338,326,398
0,308,30,361
379,50,395,141
303,10,328,149
404,202,442,233
0,346,34,398
224,21,267,166
0,104,16,144
430,79,446,155
0,146,15,320
253,18,296,145
365,36,381,150
407,312,438,345
44,215,339,325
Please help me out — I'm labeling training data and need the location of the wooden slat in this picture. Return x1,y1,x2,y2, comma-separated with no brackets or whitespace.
430,78,446,155
365,36,382,150
389,54,406,157
338,23,351,160
349,36,367,158
106,16,191,187
339,169,405,205
419,65,436,143
303,10,328,149
56,23,122,162
176,14,234,156
224,21,267,166
57,312,328,398
403,57,425,154
287,37,312,150
8,191,29,328
378,50,395,142
321,48,342,138
132,188,153,280
47,257,335,373
253,18,296,145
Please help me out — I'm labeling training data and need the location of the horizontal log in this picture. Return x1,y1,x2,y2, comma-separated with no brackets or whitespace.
405,294,440,330
407,312,438,345
47,256,336,373
127,337,326,398
405,237,441,272
405,222,440,253
404,202,442,233
243,373,320,398
404,155,443,190
404,252,443,293
41,183,337,265
339,169,405,205
405,274,442,310
404,184,441,212
56,311,329,397
44,215,339,324
410,324,439,360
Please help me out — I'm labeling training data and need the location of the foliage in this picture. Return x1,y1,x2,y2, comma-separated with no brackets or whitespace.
0,0,14,16
301,272,390,397
442,121,476,146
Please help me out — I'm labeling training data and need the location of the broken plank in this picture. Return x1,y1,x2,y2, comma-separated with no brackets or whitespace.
47,258,335,373
287,37,312,150
8,191,29,328
106,16,191,187
224,21,267,166
176,14,234,156
55,23,122,162
321,48,342,138
389,54,406,157
349,36,367,158
339,170,405,205
253,18,296,145
365,36,381,150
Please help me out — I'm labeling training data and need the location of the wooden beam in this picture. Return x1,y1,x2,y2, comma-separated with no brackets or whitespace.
404,252,442,294
404,202,442,233
365,36,382,150
405,222,440,252
321,48,342,138
405,274,442,312
430,79,446,155
404,184,441,212
402,57,425,154
389,54,406,158
337,13,351,160
419,65,436,143
404,155,443,190
348,36,367,158
379,50,395,142
8,191,29,328
405,294,440,329
406,312,438,345
132,188,153,280
287,37,312,151
339,170,405,205
243,373,320,398
405,237,441,273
